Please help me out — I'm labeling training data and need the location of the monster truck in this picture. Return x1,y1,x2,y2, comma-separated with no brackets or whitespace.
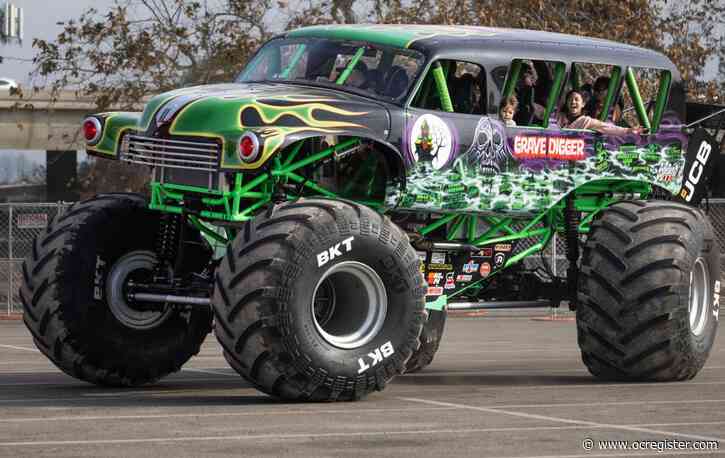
21,25,722,400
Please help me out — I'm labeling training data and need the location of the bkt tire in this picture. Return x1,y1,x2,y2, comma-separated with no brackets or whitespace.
20,194,213,386
213,198,426,401
577,200,720,381
405,309,446,373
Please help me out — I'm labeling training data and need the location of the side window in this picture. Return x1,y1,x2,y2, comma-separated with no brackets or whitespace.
411,60,485,115
501,59,565,128
565,63,622,123
620,67,671,132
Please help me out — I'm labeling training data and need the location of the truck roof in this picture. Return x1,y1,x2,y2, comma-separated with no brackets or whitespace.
285,24,677,72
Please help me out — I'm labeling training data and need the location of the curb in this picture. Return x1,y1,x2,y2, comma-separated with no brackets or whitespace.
0,313,23,321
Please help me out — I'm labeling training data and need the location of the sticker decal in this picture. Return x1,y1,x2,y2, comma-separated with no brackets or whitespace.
479,262,492,278
426,286,444,296
430,251,446,264
444,272,456,290
357,341,394,374
317,236,354,267
494,243,512,252
494,252,505,267
456,274,472,282
427,272,443,286
462,261,479,273
410,114,453,170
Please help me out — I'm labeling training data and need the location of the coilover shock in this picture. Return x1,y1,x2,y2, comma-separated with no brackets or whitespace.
564,195,580,311
155,213,184,278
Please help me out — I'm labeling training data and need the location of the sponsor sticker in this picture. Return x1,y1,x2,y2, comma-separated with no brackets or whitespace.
494,252,505,267
462,261,479,273
428,263,453,271
494,243,512,252
479,262,492,278
444,272,455,290
426,286,444,296
456,274,472,282
430,251,446,264
473,248,493,258
427,272,443,286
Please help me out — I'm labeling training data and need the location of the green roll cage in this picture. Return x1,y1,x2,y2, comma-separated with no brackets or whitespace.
150,53,668,308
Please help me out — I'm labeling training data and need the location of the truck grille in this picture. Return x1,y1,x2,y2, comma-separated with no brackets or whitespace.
121,135,221,189
123,135,220,172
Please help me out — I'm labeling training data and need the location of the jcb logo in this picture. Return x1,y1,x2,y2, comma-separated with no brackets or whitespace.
317,236,354,267
680,141,712,202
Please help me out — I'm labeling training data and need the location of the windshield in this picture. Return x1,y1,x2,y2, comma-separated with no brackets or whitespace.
237,38,425,102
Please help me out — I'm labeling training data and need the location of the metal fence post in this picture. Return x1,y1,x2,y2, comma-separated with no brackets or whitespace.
7,206,12,315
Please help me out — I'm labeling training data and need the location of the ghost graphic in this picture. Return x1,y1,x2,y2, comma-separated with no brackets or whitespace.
459,117,509,175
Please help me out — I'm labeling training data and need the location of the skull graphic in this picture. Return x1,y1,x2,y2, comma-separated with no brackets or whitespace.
461,117,509,175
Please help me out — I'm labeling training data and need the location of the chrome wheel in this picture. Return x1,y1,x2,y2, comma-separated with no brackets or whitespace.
106,250,173,330
311,261,387,349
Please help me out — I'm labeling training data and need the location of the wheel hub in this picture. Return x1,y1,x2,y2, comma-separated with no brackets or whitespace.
688,257,711,336
106,250,173,330
311,261,387,349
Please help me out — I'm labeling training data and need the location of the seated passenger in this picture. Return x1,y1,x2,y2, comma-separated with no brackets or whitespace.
557,90,640,135
383,65,409,98
453,73,476,114
499,95,518,127
589,77,622,123
345,61,369,89
515,63,545,125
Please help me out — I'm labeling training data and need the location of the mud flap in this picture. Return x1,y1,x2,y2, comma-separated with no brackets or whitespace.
678,128,720,205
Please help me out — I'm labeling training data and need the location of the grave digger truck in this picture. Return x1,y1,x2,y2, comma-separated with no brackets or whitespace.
21,25,723,401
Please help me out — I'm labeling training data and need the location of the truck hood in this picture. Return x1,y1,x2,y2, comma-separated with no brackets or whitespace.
137,82,391,169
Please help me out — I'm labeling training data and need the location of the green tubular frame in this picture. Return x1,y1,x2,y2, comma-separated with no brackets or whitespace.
599,66,622,121
149,137,375,222
336,47,365,84
625,68,652,131
417,180,652,301
432,62,454,112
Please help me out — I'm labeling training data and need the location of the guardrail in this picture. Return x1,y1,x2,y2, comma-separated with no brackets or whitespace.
2,199,725,314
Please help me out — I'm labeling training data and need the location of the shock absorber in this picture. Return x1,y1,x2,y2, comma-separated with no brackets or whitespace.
155,213,182,279
564,195,580,311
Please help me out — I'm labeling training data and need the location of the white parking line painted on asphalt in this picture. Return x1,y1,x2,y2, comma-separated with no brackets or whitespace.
0,406,458,423
398,397,725,443
512,452,725,457
182,367,238,377
0,424,720,448
0,344,37,352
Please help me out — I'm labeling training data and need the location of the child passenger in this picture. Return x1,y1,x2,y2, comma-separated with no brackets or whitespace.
558,90,640,136
499,95,518,127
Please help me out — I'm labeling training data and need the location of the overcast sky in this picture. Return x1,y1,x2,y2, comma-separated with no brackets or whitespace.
0,0,721,86
0,0,116,84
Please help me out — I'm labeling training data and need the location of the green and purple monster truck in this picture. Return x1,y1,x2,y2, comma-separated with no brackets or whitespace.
21,25,722,401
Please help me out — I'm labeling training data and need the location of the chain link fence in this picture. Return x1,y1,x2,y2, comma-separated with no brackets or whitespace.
2,200,725,314
1,203,73,314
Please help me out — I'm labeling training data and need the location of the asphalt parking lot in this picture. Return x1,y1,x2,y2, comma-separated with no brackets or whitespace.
0,314,723,458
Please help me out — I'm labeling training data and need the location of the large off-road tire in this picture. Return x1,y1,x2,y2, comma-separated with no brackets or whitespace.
405,309,446,373
213,198,426,401
577,200,720,381
20,193,213,386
